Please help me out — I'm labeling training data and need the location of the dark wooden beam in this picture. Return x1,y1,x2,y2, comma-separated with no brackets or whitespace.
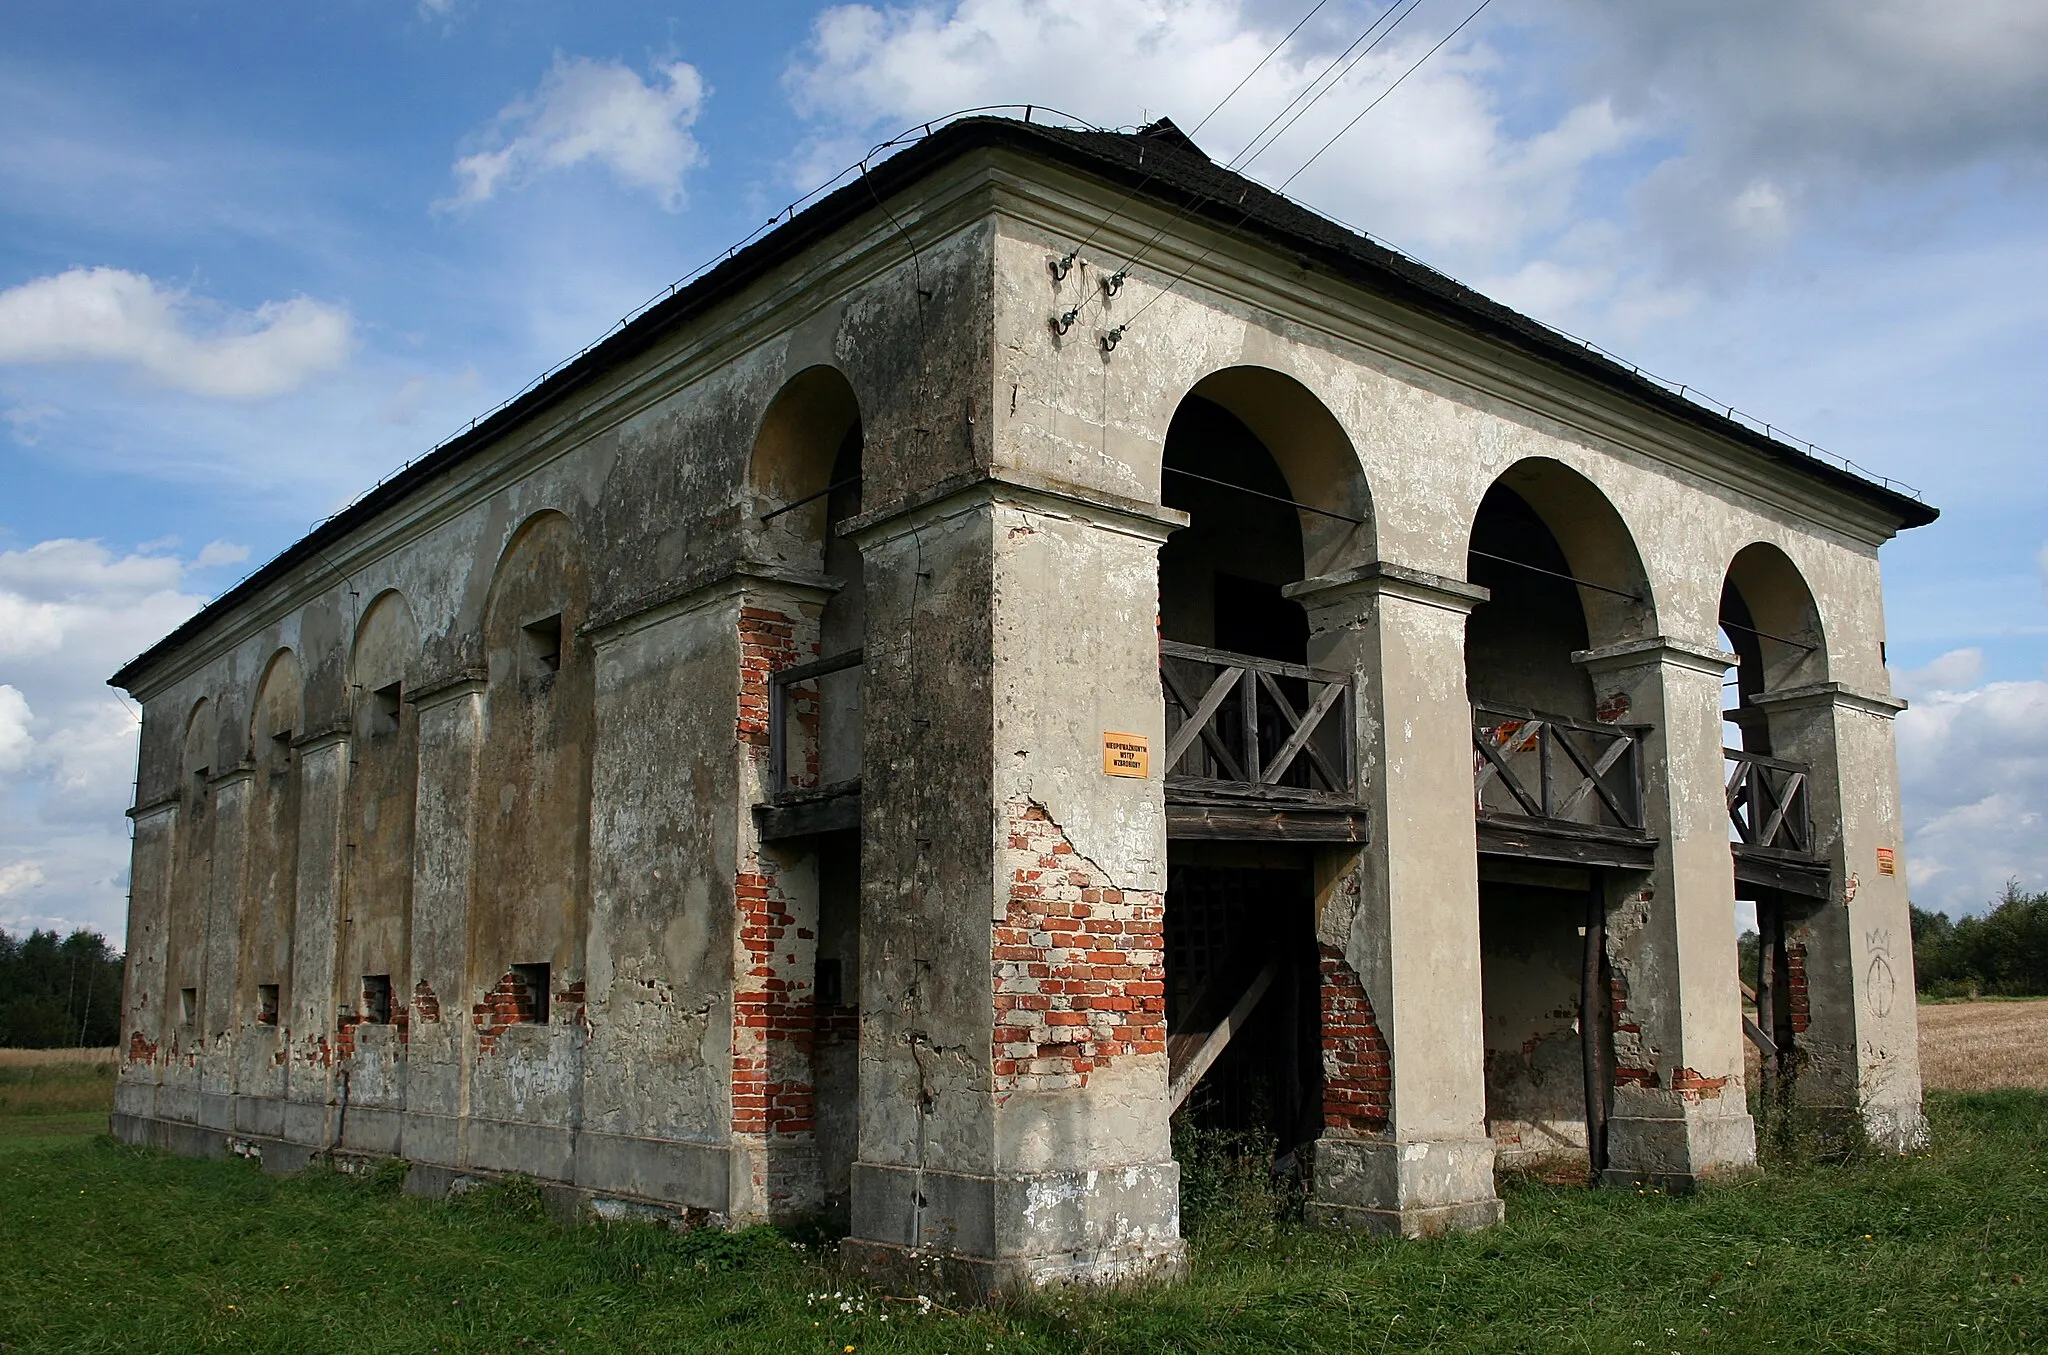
1475,814,1655,870
1165,802,1369,842
754,789,860,841
1732,845,1830,899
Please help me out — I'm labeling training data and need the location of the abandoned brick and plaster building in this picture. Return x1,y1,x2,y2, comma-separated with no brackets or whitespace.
110,115,1936,1295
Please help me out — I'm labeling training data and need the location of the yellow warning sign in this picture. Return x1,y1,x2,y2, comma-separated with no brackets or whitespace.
1102,732,1150,778
1876,847,1896,876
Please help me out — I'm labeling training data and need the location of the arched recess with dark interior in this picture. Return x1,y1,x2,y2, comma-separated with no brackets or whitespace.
744,364,864,1223
474,512,594,1076
243,651,304,1053
338,590,421,1099
1155,366,1373,1169
163,699,217,1050
1719,542,1830,1107
1463,457,1656,1174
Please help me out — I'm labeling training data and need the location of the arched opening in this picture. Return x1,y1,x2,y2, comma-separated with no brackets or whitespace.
1156,369,1371,1170
1720,543,1828,756
750,366,866,790
474,513,593,1090
746,366,865,1224
1719,543,1830,1112
164,700,215,1051
1464,459,1654,1177
244,651,303,1049
339,590,420,1107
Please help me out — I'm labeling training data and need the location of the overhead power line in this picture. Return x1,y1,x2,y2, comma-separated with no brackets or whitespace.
1118,0,1499,333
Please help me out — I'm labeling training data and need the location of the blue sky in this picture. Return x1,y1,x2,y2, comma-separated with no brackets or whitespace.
3,0,2045,940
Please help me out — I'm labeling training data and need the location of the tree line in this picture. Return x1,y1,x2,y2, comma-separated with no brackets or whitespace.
1911,881,2048,998
0,928,125,1048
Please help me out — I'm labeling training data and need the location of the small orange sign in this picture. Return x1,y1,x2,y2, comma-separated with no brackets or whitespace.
1876,847,1897,877
1102,732,1150,778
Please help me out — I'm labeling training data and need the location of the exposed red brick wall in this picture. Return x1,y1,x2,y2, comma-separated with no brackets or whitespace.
1785,942,1811,1034
413,979,442,1024
1610,970,1657,1088
732,859,816,1137
125,1030,159,1066
1670,1067,1730,1101
472,969,543,1056
737,606,820,788
334,1014,361,1062
993,801,1165,1094
1319,946,1390,1132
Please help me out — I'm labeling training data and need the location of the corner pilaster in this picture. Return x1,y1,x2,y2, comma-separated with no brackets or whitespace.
1748,681,1926,1150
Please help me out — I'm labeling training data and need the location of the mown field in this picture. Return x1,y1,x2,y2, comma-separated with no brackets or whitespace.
1,1006,2043,1354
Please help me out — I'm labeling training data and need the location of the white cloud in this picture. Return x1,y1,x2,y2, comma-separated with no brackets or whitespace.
0,539,210,939
783,0,1635,272
0,685,30,773
445,55,708,211
194,540,250,569
1549,0,2048,271
0,861,46,899
1896,678,2048,916
0,267,352,399
1892,646,1985,700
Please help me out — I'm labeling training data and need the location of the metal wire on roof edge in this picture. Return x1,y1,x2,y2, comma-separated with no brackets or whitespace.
318,107,1105,525
1255,184,1922,504
211,105,1916,613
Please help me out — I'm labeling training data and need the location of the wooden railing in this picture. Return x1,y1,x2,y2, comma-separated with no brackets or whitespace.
1160,641,1358,804
1725,748,1812,855
766,648,862,802
1473,703,1645,832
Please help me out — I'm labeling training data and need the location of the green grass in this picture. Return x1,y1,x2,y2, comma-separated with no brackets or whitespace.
0,1060,114,1142
1,1093,2043,1353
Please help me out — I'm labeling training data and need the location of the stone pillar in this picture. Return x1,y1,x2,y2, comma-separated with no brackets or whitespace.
113,799,177,1135
1574,637,1756,1187
1749,682,1926,1150
1284,563,1503,1236
579,580,767,1215
284,728,350,1148
199,767,253,1128
728,572,837,1224
402,676,485,1168
842,472,1186,1298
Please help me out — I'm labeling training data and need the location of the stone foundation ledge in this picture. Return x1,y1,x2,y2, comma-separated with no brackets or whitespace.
841,1235,1186,1304
108,1111,731,1230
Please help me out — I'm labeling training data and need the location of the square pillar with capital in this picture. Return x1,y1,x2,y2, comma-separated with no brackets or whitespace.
1748,681,1927,1150
840,470,1188,1299
1574,637,1757,1188
1284,562,1504,1237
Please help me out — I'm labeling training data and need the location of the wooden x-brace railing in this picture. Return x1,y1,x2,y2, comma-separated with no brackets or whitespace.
1160,641,1357,803
1473,703,1645,832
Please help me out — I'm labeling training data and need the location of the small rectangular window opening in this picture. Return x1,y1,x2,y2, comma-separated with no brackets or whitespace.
815,957,844,1009
362,974,393,1025
522,615,563,673
179,987,197,1026
373,683,403,734
256,983,280,1025
510,963,551,1024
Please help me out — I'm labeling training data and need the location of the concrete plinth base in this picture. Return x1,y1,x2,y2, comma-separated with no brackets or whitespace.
1861,1099,1931,1154
1604,1096,1756,1190
1307,1134,1503,1236
844,1159,1184,1299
